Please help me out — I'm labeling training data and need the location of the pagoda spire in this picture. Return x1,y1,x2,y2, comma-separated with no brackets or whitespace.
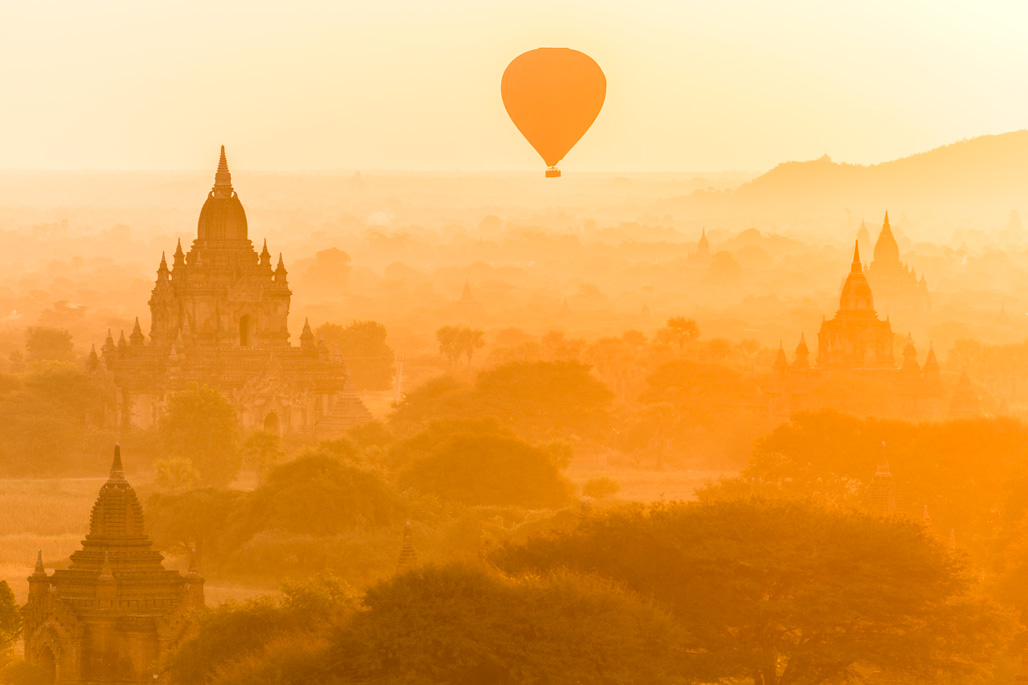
774,340,788,369
32,550,45,577
213,145,233,197
274,253,288,284
300,318,315,350
851,240,862,273
109,443,126,483
130,317,145,346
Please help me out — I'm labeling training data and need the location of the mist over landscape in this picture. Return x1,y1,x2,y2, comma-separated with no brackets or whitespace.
3,2,1028,684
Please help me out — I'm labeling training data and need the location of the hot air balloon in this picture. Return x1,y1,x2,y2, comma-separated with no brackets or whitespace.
501,48,606,178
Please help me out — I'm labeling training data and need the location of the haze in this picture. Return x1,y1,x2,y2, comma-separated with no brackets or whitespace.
3,2,1028,684
3,0,1028,172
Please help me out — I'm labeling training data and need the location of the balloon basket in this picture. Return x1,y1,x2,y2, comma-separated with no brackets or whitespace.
545,168,561,178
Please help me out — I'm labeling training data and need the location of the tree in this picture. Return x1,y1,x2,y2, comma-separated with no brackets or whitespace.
233,454,405,540
25,327,74,363
335,565,690,684
240,430,283,486
165,574,355,685
153,457,200,493
158,383,241,487
316,321,395,390
458,327,485,365
494,498,1014,685
0,581,21,657
399,430,573,508
656,317,699,354
436,326,484,366
0,363,99,475
473,360,614,439
298,247,352,295
146,488,244,559
436,326,462,365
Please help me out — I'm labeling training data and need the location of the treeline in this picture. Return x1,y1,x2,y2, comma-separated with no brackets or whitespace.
162,499,1012,685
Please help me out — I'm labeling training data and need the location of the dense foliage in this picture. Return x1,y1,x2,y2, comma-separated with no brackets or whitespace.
493,498,1015,685
316,320,395,390
158,383,241,487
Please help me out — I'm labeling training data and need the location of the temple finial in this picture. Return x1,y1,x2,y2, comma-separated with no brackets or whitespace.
109,444,126,482
851,240,862,273
213,146,233,196
33,550,45,577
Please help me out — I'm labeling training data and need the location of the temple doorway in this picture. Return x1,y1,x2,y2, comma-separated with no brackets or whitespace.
38,646,56,685
264,412,280,435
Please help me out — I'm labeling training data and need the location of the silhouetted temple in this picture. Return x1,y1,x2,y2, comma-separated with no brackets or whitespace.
948,368,983,418
88,147,370,435
865,212,930,314
688,228,711,265
817,242,895,369
24,446,203,684
767,244,946,419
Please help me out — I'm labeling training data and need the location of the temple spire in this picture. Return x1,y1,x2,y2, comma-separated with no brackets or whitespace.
130,317,145,346
213,145,233,197
32,550,45,577
851,240,862,273
109,443,126,482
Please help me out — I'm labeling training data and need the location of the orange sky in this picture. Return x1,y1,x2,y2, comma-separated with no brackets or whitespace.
2,0,1026,172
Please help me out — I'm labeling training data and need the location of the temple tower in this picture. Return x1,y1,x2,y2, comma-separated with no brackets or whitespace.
817,242,895,369
23,446,203,684
148,146,291,348
91,147,371,435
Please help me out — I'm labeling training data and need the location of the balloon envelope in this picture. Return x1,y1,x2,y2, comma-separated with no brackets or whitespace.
501,48,606,173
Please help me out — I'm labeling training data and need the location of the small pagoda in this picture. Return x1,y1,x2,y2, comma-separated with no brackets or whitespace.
23,445,204,684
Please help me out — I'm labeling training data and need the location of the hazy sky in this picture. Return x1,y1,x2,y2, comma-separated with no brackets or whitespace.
2,0,1027,173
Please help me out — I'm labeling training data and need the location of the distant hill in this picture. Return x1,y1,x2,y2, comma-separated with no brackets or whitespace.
676,130,1028,226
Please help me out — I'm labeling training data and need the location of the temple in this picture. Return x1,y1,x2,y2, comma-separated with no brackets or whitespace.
23,446,203,684
688,228,711,265
864,212,930,314
88,147,370,435
817,242,896,369
768,243,949,419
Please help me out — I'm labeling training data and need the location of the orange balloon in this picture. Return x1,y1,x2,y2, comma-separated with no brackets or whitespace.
501,48,606,177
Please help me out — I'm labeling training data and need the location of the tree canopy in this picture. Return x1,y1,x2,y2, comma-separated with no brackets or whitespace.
398,428,572,508
316,320,395,391
158,383,241,487
493,498,1014,685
